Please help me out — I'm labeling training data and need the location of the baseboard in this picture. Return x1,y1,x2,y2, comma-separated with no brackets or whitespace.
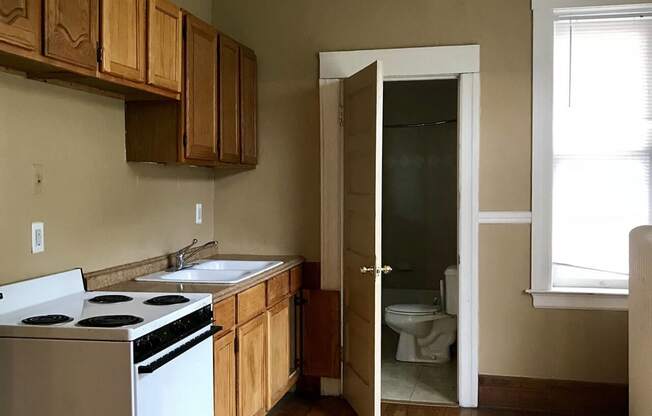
479,374,627,415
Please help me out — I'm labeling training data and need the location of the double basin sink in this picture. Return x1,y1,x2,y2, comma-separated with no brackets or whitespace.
136,260,284,285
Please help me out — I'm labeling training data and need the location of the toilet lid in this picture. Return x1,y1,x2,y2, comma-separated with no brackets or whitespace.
386,304,439,315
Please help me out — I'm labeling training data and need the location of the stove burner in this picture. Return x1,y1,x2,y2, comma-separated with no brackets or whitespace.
77,315,144,328
88,295,133,304
22,314,73,325
144,295,190,306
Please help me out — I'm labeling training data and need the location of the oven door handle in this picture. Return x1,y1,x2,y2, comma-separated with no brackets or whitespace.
138,325,222,374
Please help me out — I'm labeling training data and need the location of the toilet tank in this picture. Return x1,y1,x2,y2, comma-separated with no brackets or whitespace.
444,265,458,315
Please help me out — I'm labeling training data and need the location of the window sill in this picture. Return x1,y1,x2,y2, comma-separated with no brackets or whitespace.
526,288,628,311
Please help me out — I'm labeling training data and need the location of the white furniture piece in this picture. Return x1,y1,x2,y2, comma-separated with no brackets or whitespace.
0,269,216,416
384,265,458,363
629,225,652,416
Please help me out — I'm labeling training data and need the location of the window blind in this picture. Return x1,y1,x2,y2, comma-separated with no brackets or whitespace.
552,15,652,289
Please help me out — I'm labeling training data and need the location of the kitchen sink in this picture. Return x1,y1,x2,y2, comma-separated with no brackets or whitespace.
136,260,284,285
192,260,282,272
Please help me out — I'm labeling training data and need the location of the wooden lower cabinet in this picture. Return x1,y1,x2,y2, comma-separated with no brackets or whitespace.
237,314,267,416
214,267,303,416
214,331,236,416
266,298,291,410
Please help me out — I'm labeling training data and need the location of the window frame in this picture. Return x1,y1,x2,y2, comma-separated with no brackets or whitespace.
530,0,652,310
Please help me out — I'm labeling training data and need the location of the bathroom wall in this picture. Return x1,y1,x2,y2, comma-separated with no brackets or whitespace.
0,0,215,285
382,80,458,292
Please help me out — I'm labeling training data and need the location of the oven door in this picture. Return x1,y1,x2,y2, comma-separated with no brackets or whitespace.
134,324,218,416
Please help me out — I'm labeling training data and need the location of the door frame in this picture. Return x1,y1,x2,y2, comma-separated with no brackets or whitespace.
318,45,480,408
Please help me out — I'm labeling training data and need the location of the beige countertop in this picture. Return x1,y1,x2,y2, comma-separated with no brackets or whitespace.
102,254,304,304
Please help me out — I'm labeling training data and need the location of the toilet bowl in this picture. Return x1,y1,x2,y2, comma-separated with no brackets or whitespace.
384,266,458,363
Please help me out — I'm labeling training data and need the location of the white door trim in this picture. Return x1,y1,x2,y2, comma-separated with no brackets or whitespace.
319,45,481,408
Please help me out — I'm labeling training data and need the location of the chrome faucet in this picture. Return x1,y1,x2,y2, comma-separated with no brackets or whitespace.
173,239,218,271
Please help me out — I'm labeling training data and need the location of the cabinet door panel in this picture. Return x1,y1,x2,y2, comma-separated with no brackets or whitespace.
44,0,98,69
214,332,236,416
219,35,240,163
240,46,257,165
237,314,266,416
147,0,181,92
266,298,290,410
184,14,217,161
101,0,145,82
0,0,40,52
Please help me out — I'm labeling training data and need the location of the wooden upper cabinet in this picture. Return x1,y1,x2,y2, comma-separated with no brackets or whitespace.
184,13,217,161
44,0,98,69
219,35,241,164
0,0,41,53
100,0,146,82
240,46,257,165
147,0,181,92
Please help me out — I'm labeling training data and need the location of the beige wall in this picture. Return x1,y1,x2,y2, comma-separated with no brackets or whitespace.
212,0,628,383
0,0,215,285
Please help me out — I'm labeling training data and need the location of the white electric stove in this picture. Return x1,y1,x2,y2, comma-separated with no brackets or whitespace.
0,268,217,416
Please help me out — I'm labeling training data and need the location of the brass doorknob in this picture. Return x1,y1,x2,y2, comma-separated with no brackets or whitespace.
379,265,393,275
360,266,375,274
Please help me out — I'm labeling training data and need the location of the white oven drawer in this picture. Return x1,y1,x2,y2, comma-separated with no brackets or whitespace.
135,324,216,416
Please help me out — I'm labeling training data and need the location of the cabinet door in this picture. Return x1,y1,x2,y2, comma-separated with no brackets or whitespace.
44,0,98,69
237,314,266,416
147,0,181,92
100,0,146,82
218,35,240,163
239,46,257,165
184,14,217,161
0,0,40,52
214,332,236,416
266,298,290,410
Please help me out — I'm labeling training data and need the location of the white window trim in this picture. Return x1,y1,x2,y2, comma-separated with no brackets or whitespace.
531,0,652,311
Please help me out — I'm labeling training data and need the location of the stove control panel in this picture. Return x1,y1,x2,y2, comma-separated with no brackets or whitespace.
133,305,213,363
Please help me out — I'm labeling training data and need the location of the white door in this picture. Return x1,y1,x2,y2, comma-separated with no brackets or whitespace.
342,61,385,416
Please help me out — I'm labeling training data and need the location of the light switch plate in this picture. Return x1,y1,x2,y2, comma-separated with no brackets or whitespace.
195,203,203,224
31,222,44,254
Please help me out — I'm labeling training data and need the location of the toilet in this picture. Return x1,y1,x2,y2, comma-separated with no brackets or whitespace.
384,266,458,363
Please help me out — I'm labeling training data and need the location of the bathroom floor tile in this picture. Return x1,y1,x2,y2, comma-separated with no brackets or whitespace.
381,377,417,401
381,328,457,405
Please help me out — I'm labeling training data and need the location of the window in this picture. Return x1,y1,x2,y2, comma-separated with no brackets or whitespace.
531,1,652,309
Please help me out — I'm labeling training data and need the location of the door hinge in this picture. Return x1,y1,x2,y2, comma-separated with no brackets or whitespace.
234,337,239,353
183,133,188,147
294,358,302,369
294,295,307,306
339,346,344,362
338,104,344,127
96,44,103,64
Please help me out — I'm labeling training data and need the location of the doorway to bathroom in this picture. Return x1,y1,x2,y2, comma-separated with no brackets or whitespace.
381,79,459,405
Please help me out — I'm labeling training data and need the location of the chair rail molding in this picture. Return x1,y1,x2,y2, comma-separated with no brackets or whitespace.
479,211,532,224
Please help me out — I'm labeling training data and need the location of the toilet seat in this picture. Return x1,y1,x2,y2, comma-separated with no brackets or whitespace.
385,304,441,316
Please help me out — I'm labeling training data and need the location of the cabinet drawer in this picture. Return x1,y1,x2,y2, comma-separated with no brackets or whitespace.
237,283,266,324
289,266,302,294
266,272,289,306
213,296,236,336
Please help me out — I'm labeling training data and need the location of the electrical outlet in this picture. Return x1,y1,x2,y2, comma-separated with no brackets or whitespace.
31,222,44,254
195,203,203,224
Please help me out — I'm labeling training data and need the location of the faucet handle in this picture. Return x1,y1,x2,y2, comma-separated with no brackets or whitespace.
177,239,198,254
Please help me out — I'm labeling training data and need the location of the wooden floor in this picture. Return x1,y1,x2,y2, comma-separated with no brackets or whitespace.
268,394,541,416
